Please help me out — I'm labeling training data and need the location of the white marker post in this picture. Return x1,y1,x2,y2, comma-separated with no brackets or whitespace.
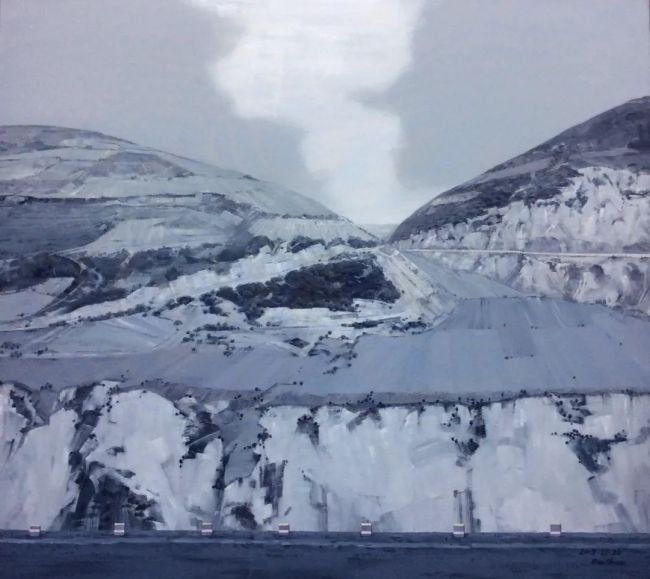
199,522,213,536
277,523,290,536
360,522,372,537
28,525,41,538
549,523,562,537
113,522,125,537
453,523,465,538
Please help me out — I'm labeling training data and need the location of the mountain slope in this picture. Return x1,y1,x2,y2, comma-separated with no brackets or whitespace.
391,97,650,316
1,125,650,534
0,125,369,256
0,126,447,385
392,96,650,252
0,125,396,321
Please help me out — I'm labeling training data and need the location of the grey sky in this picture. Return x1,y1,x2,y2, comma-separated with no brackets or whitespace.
1,0,648,223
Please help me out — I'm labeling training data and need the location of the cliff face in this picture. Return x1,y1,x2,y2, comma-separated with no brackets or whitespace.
2,382,649,533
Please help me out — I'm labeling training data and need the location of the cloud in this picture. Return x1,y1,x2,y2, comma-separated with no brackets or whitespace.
190,0,427,222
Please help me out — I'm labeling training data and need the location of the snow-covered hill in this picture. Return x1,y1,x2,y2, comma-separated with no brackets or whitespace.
1,124,650,533
392,97,650,315
392,96,650,252
0,126,409,328
0,125,336,215
0,125,375,256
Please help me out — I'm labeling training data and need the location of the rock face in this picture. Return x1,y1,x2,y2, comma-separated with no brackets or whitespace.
391,97,650,252
2,382,649,533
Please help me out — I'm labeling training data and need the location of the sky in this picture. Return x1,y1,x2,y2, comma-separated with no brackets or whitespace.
1,0,649,224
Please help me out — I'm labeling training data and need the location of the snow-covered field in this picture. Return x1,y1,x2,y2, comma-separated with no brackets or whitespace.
3,248,650,397
0,278,73,322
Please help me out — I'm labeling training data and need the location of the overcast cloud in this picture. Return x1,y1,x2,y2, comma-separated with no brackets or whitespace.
1,0,648,223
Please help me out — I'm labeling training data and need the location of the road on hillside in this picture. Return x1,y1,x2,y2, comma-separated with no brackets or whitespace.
405,248,650,259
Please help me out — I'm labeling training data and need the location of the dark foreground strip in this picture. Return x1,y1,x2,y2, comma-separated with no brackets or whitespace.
1,532,649,579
